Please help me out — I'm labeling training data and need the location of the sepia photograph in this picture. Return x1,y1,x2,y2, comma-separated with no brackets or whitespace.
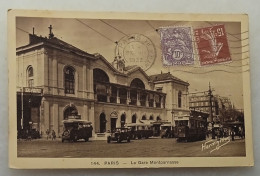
8,10,253,168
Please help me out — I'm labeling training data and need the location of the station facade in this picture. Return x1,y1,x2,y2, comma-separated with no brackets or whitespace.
16,32,189,137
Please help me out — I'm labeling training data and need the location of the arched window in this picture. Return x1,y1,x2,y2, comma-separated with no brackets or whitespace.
132,114,136,123
93,68,110,83
156,116,161,121
130,78,145,89
64,66,75,94
28,66,33,77
141,115,146,120
27,66,34,87
64,105,78,120
178,91,182,108
149,115,154,120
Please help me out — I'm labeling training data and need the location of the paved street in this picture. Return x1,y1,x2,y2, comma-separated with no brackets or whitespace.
17,137,246,158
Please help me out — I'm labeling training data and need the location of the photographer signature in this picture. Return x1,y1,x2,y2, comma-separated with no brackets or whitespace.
202,137,230,153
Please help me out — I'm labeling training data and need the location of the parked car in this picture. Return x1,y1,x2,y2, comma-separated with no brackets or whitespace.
62,119,93,142
17,129,41,140
160,124,174,138
126,123,153,139
107,127,131,143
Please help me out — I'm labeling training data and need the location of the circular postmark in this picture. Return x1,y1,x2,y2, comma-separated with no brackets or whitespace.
118,34,156,71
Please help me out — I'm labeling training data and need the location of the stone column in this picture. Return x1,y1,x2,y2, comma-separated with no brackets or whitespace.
88,102,95,134
146,93,149,107
53,103,59,135
137,91,141,106
126,89,130,105
83,65,87,98
153,94,156,108
52,57,58,95
161,95,164,108
106,85,111,103
116,88,120,104
43,52,49,94
87,67,94,99
42,98,50,137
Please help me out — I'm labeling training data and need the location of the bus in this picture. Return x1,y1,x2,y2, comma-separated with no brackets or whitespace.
62,119,93,142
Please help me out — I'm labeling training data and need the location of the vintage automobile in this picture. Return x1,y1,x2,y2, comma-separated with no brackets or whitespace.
160,124,174,138
107,127,131,143
62,119,93,142
126,123,153,139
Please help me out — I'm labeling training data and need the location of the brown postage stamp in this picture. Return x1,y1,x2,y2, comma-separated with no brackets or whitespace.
194,24,232,66
8,10,253,169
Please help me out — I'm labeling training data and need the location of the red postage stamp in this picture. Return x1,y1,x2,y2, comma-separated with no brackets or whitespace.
194,25,231,66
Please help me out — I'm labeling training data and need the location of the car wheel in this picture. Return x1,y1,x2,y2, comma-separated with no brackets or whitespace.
127,137,130,142
62,139,64,143
85,137,89,142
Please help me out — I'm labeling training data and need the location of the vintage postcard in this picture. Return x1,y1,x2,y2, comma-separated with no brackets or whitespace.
8,10,253,168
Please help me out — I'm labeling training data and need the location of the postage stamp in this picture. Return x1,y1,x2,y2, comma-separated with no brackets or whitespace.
194,24,231,66
159,26,194,66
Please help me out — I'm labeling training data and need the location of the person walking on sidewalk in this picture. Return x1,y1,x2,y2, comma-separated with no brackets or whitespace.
231,130,235,141
51,130,56,140
46,129,50,140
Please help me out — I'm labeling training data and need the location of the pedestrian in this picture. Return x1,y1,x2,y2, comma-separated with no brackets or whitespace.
212,129,216,139
231,130,235,141
51,130,56,140
46,129,50,140
220,128,223,138
26,129,32,141
216,129,220,141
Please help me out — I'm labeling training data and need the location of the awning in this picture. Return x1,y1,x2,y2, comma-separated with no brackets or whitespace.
139,119,156,124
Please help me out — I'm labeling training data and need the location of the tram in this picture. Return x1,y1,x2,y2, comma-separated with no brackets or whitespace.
174,111,208,142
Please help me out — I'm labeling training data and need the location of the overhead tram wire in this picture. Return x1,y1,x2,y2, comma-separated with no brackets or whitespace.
75,19,115,44
99,19,129,37
146,20,157,31
17,27,30,34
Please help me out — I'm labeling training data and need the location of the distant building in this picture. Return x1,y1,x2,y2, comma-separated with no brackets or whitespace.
16,30,189,137
189,92,219,123
216,95,232,110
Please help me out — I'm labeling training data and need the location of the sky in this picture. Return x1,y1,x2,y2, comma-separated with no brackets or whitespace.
16,17,248,109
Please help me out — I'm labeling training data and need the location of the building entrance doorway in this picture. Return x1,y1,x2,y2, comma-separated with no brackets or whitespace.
110,118,117,132
100,113,106,133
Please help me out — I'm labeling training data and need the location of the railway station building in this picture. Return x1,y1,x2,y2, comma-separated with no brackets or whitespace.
16,31,190,137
